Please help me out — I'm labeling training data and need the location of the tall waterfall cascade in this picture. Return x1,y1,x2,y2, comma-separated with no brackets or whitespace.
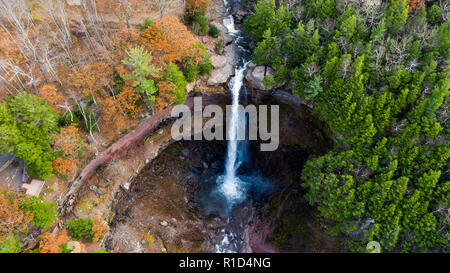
218,0,251,204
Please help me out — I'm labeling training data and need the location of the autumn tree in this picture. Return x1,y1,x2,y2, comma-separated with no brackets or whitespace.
39,229,71,253
186,0,209,15
98,96,127,140
92,216,107,243
0,190,32,245
66,62,112,103
408,0,424,13
155,80,176,111
38,84,64,112
185,0,209,35
141,15,203,67
117,86,142,116
52,157,77,176
53,125,86,158
122,46,160,106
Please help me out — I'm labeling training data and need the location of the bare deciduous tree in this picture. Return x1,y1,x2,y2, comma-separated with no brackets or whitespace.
153,0,178,19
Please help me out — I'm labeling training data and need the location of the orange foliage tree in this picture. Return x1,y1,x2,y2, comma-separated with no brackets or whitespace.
141,15,203,67
66,62,112,101
38,84,64,111
39,229,71,253
92,216,107,243
186,0,209,15
117,86,142,116
53,125,86,158
0,190,32,241
155,80,176,111
408,0,424,13
52,157,77,176
98,96,128,140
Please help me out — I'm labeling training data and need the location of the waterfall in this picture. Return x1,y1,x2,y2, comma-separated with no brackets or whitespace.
218,1,250,203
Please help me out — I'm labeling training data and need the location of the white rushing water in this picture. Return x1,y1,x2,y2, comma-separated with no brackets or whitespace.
218,64,248,202
213,0,252,253
218,0,249,203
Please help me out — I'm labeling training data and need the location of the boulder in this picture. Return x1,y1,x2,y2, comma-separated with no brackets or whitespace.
207,63,234,86
210,55,228,69
245,65,276,90
66,241,83,253
186,81,195,93
223,34,233,45
210,21,228,36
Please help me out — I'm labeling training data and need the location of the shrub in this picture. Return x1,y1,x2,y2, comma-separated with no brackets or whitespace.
208,24,220,38
59,109,81,128
427,4,442,24
111,69,125,95
136,18,154,31
74,105,98,133
183,63,200,82
20,197,58,229
198,57,213,75
89,249,108,253
0,234,22,253
67,218,95,241
163,63,188,104
263,74,276,89
216,40,224,53
191,13,208,35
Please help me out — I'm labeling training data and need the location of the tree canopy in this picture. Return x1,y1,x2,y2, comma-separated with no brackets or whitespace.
0,92,58,178
245,0,450,252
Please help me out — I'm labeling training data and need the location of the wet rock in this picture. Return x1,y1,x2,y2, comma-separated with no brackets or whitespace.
201,150,215,163
188,165,201,174
232,3,247,24
234,10,247,23
236,161,253,175
272,90,303,106
245,65,280,90
122,182,131,191
223,34,233,45
211,161,222,170
181,149,190,157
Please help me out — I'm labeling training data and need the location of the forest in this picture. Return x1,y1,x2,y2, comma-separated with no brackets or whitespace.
0,0,448,254
244,0,449,252
0,0,215,253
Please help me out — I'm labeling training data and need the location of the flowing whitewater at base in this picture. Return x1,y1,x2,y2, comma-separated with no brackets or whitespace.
196,0,273,253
